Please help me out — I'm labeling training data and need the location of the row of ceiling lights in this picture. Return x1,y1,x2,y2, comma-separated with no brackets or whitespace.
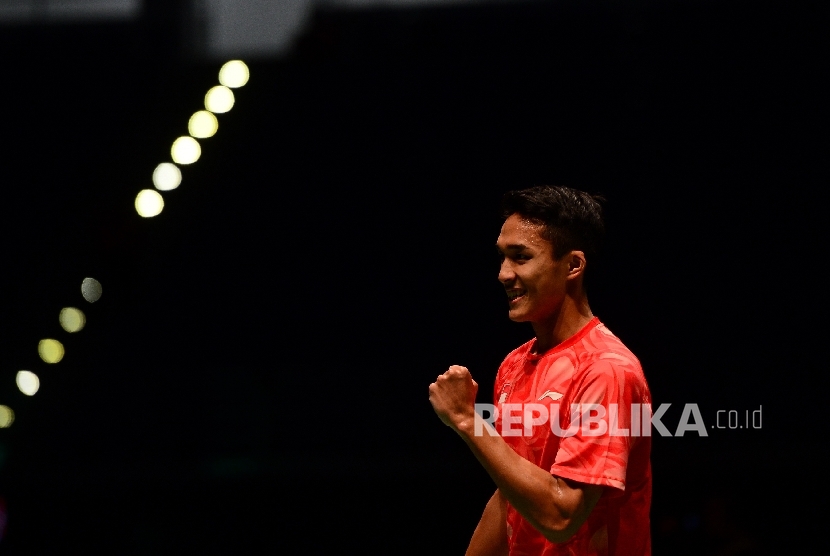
1,61,250,429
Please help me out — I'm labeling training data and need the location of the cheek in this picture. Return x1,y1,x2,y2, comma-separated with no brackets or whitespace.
536,275,564,299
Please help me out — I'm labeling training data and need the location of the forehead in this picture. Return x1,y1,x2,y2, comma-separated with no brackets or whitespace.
496,214,551,251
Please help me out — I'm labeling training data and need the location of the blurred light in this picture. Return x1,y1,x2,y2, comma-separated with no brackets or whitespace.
0,406,13,428
82,277,102,303
16,371,40,396
171,136,201,164
188,110,218,138
135,189,164,217
153,163,182,191
38,339,65,364
59,307,86,332
205,86,235,114
219,60,250,88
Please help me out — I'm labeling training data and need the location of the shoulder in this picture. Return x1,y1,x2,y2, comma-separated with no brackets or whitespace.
496,339,533,376
577,322,643,372
503,339,534,364
572,322,649,393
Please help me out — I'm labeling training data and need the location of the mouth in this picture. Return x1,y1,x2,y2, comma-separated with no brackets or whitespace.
506,289,526,305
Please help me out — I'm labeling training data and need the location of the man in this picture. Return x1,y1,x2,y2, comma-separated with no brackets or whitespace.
429,185,652,555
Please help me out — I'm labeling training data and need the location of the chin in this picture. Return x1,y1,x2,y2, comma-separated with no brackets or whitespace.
507,309,531,322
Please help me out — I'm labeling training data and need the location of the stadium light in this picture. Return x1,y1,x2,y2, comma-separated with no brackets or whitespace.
16,371,40,396
0,406,13,428
38,339,65,364
171,136,201,164
189,110,218,138
205,86,235,114
219,60,250,88
59,307,86,332
82,277,102,303
153,163,182,191
135,189,165,217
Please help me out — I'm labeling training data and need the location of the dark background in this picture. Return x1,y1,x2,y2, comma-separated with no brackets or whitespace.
0,0,826,553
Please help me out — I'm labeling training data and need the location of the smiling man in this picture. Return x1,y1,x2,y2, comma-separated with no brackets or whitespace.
429,186,652,555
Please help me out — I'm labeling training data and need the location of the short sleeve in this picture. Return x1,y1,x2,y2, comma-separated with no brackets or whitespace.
549,358,645,492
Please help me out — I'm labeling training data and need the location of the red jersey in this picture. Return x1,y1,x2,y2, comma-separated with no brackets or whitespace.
493,317,652,556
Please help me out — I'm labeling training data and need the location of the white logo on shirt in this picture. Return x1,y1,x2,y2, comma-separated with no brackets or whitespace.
538,390,564,401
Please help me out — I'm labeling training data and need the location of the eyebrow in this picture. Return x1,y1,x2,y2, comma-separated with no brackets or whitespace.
496,243,530,252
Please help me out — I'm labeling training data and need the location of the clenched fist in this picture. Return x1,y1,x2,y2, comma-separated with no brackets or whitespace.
429,365,478,431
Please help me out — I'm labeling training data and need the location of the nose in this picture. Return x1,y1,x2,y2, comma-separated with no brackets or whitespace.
498,259,515,284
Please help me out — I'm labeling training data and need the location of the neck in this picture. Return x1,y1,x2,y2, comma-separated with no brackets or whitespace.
530,293,594,355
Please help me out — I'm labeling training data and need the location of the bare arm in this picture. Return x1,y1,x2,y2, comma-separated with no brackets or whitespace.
458,412,603,543
429,366,604,543
466,489,508,556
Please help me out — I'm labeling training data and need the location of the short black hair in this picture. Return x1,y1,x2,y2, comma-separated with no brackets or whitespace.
501,185,605,260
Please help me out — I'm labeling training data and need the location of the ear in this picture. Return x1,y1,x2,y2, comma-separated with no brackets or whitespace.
565,251,587,280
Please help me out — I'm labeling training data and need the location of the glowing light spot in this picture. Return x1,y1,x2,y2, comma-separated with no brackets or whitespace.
153,163,182,191
135,189,164,218
16,371,40,396
0,406,14,428
82,277,102,303
219,60,250,88
205,86,235,114
171,136,201,164
188,110,218,139
38,339,65,364
59,307,86,333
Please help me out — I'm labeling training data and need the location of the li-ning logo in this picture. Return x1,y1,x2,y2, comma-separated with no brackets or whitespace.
538,390,564,401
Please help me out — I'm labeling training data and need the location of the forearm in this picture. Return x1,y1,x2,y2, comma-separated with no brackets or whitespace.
466,490,508,556
454,414,588,542
428,365,599,542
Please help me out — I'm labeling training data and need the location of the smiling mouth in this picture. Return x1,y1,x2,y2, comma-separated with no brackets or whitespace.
507,290,526,305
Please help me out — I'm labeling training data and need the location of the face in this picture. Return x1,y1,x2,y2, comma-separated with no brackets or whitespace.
496,214,571,324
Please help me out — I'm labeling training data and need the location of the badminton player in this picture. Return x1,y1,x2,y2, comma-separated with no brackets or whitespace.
429,186,652,555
